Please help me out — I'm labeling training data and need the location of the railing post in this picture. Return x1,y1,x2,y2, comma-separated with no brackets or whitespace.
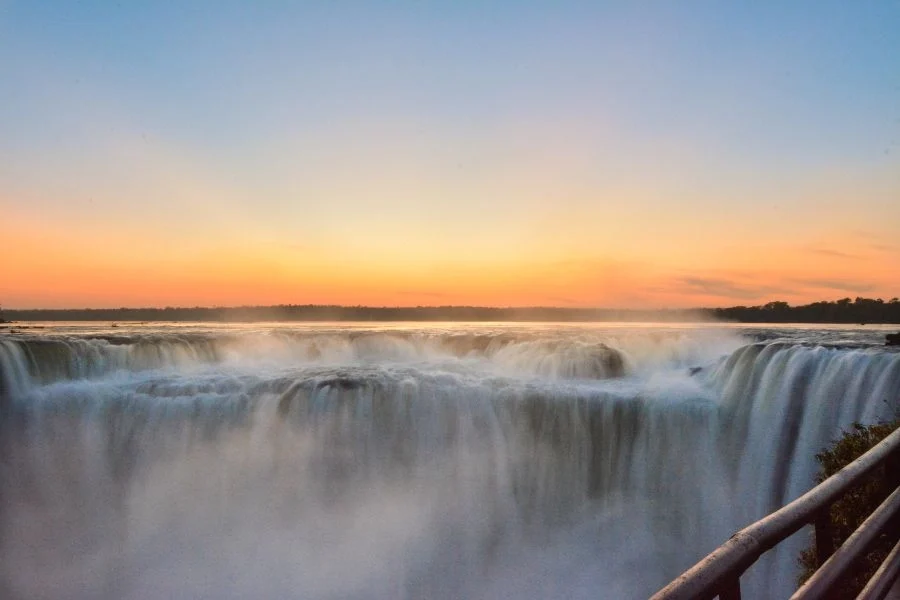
814,509,834,566
887,447,900,490
888,446,900,544
650,427,900,600
719,576,741,600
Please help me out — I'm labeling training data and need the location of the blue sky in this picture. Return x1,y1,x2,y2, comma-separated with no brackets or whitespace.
1,1,899,308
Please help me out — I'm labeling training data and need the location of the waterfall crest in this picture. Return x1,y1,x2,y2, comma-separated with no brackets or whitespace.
1,325,897,599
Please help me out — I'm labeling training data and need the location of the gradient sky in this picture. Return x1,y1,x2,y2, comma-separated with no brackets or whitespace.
2,1,899,309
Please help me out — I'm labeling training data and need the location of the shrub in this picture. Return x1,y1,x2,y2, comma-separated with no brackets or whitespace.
797,420,899,596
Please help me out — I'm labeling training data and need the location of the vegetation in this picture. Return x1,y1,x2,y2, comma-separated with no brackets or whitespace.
712,297,900,324
2,297,900,323
1,305,704,322
797,419,900,596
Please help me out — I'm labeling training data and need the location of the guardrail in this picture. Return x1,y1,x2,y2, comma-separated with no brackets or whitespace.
651,425,900,600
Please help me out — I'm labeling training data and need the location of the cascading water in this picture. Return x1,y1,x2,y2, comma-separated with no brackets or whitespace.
0,323,897,599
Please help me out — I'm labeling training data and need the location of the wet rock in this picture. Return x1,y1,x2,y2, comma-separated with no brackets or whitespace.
886,333,900,346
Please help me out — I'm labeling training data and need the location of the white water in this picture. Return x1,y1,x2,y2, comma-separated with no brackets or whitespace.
1,323,898,599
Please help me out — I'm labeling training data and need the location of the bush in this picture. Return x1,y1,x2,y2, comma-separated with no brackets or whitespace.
797,420,899,596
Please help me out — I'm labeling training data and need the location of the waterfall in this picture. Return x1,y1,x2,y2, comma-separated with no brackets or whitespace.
1,325,897,599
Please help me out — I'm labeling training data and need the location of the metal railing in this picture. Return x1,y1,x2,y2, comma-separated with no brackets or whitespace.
651,425,900,600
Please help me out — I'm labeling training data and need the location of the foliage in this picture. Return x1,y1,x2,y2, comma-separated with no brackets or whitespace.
797,420,899,596
715,296,900,324
3,296,900,322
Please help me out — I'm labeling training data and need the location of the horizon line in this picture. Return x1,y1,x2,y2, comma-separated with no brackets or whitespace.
3,296,896,313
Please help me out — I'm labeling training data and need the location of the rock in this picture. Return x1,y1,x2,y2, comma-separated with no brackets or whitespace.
886,333,900,346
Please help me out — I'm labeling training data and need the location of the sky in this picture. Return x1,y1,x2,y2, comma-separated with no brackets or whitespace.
1,1,899,309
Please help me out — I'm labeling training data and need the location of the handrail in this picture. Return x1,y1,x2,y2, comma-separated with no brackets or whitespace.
857,539,900,600
651,425,900,600
792,486,900,598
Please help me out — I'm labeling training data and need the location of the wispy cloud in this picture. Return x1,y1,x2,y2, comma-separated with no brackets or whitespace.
806,247,861,260
793,278,876,293
676,276,789,300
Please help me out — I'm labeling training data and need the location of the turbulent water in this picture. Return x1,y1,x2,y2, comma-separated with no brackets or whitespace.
1,322,898,600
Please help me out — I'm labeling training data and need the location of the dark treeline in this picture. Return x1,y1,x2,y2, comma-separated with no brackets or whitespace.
710,297,900,324
2,297,900,323
1,305,703,322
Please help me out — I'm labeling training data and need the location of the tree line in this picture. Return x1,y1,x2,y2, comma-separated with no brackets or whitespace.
1,305,699,322
2,297,899,323
710,297,900,324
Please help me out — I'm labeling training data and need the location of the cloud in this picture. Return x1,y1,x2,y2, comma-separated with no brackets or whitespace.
806,247,861,260
793,279,876,293
676,276,789,300
674,274,881,305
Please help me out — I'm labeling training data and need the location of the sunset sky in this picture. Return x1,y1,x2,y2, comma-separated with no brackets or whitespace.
2,2,899,309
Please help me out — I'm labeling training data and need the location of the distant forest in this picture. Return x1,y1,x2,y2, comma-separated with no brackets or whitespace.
711,297,900,324
2,297,900,324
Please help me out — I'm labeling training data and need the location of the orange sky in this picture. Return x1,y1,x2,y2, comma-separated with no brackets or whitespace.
3,191,898,309
2,3,899,309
